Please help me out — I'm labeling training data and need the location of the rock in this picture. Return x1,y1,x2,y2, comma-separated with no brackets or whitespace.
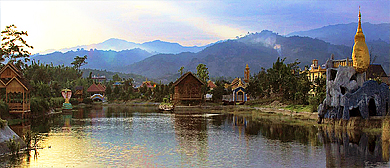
0,126,26,155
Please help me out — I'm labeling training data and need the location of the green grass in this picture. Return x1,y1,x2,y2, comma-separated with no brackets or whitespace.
284,104,314,113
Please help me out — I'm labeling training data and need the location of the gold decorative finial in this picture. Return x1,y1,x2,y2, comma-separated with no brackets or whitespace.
352,6,370,73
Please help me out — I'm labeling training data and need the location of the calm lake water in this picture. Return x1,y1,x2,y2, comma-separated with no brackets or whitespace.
2,106,390,167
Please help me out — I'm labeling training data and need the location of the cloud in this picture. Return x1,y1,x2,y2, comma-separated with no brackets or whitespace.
1,0,389,54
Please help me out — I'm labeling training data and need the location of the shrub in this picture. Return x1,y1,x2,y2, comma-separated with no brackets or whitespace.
0,100,9,119
82,98,92,104
0,118,7,128
6,136,20,155
50,97,64,108
308,96,321,112
70,98,78,105
31,97,50,116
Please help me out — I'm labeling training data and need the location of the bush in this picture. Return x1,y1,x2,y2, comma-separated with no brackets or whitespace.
82,98,92,104
31,97,50,116
0,100,9,119
50,97,64,108
6,135,20,155
70,98,78,105
0,118,7,128
308,96,322,112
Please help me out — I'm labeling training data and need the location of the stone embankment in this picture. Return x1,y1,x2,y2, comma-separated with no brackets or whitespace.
0,126,25,155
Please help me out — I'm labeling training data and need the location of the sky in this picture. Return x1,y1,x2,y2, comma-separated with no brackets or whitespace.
1,0,389,54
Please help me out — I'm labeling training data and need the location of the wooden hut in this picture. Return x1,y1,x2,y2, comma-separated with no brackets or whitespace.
172,72,205,105
0,62,31,118
74,86,84,103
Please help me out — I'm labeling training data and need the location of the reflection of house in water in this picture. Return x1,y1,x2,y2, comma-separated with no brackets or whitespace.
173,114,208,164
318,127,389,166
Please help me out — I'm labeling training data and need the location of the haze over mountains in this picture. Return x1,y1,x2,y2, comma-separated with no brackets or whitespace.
288,22,390,46
32,22,389,82
39,38,206,55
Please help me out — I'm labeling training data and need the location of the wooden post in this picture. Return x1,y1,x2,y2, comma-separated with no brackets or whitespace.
23,90,25,112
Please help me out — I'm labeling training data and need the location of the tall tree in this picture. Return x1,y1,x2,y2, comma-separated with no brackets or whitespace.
196,63,209,83
71,55,87,72
1,24,33,67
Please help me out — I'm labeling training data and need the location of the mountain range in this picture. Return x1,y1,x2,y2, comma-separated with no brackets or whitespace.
39,38,206,55
31,22,389,83
287,22,390,46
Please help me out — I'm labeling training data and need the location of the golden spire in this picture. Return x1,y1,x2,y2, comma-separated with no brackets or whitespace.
244,64,250,83
352,6,370,73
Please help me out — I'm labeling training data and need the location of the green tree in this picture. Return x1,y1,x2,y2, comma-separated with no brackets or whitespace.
212,80,228,103
106,85,112,95
71,55,87,72
113,86,120,95
112,74,121,81
196,63,209,83
178,66,185,76
1,24,33,67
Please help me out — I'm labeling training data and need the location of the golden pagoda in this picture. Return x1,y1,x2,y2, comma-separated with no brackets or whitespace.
352,7,370,73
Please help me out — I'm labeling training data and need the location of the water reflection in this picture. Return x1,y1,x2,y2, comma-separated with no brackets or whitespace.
174,113,209,166
318,125,390,167
2,106,389,167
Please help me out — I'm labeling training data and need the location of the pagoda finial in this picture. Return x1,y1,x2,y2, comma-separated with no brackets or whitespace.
357,6,362,33
352,6,370,73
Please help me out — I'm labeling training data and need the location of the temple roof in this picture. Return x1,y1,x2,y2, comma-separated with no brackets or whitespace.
207,80,216,88
87,83,105,93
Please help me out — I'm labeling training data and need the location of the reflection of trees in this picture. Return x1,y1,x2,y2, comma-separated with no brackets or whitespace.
383,119,390,161
242,117,320,146
173,113,208,166
318,125,389,167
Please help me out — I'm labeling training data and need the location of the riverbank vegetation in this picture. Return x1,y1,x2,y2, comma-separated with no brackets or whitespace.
246,57,325,112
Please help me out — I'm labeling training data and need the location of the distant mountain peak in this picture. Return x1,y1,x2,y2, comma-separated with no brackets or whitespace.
287,22,390,46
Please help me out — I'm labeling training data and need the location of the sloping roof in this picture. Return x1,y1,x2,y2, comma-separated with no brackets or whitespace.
207,80,216,88
0,79,6,88
97,83,106,91
87,83,105,93
6,77,29,92
0,61,23,78
367,64,387,78
173,72,205,86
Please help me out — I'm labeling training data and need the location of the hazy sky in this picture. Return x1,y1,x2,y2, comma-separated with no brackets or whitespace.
1,0,389,54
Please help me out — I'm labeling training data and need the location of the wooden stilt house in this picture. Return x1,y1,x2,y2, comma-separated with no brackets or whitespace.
0,62,31,118
172,72,205,105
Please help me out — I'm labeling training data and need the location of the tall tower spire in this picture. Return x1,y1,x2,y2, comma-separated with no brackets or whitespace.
352,6,370,73
244,64,250,83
